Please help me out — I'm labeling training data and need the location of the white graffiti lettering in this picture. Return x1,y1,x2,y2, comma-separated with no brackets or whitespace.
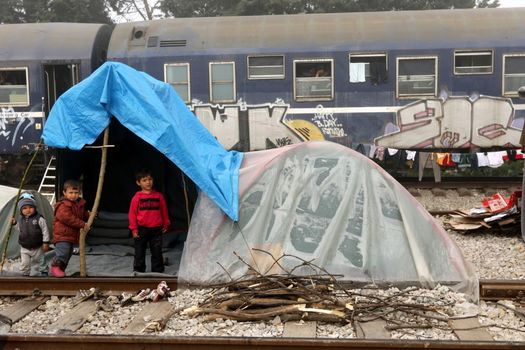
312,106,347,138
0,108,38,146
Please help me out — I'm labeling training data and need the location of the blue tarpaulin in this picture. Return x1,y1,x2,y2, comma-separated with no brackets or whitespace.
42,62,243,221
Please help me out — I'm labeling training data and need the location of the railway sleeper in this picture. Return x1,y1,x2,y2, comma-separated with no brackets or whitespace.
0,293,521,341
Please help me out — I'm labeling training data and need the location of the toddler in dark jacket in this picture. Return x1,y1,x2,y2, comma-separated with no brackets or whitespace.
50,179,89,277
11,193,50,276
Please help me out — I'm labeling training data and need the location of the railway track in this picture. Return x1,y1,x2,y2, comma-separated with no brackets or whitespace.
399,178,522,190
0,278,523,349
0,277,521,300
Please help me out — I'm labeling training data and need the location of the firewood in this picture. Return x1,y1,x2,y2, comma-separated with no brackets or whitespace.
187,304,306,321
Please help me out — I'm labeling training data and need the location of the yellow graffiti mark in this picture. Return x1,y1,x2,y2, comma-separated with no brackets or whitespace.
285,119,325,141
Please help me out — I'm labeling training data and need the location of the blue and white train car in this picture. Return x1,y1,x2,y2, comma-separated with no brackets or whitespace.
107,7,525,152
0,23,111,180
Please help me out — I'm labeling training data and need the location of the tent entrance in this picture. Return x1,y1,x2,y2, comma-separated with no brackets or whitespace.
56,118,198,243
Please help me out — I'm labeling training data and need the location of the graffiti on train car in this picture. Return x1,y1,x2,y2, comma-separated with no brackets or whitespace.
191,100,302,151
0,108,42,150
311,107,347,138
375,96,523,149
188,95,524,152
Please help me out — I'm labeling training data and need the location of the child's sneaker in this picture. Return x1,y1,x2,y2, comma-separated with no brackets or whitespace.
131,288,150,302
148,289,161,302
49,265,65,277
156,281,170,297
120,292,133,306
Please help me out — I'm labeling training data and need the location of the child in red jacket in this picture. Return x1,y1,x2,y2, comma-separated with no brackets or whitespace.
50,179,89,277
128,170,170,273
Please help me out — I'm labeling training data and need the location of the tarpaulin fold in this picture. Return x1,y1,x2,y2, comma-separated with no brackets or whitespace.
42,62,242,221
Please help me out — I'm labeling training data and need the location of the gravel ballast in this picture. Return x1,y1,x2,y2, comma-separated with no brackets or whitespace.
3,188,525,341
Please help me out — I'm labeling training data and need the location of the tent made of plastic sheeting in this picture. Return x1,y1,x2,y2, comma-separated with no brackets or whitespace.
0,185,18,210
0,191,53,259
179,141,478,300
42,61,243,221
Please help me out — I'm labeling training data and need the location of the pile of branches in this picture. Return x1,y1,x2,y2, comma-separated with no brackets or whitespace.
182,249,458,328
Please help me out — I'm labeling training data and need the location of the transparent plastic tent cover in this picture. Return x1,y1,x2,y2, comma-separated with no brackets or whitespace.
178,141,478,300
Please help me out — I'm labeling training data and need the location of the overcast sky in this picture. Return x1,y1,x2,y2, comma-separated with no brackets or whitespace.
498,0,525,7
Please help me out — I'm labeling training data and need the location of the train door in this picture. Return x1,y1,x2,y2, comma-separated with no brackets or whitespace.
41,64,80,191
43,64,79,117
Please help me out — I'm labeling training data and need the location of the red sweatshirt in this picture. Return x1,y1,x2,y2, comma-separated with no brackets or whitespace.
128,191,170,232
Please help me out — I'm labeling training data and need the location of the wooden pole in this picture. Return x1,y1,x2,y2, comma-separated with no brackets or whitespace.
79,128,109,277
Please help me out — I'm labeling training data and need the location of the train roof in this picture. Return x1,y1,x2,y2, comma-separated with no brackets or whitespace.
0,23,112,61
108,7,525,58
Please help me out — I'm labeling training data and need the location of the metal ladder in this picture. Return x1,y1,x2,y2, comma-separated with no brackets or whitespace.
38,155,56,205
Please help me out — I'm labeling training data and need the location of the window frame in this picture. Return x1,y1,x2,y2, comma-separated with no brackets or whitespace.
209,61,236,103
502,53,525,97
348,52,388,83
396,56,438,99
246,54,285,80
164,62,191,103
0,67,30,107
293,58,334,102
453,49,493,75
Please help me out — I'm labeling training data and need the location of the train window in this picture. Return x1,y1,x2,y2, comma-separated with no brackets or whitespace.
247,55,284,79
454,50,493,74
209,62,236,103
349,53,387,84
165,63,190,103
503,54,525,96
0,68,29,106
396,57,437,98
293,59,334,101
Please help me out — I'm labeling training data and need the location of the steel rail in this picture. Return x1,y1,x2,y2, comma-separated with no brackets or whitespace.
0,334,524,350
0,277,522,300
400,179,522,189
0,278,523,349
0,277,179,296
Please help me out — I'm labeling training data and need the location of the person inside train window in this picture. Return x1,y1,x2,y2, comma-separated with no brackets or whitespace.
0,72,9,85
300,66,317,77
315,66,330,77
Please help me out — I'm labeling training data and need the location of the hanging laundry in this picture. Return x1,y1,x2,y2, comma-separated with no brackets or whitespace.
406,150,416,161
350,63,366,83
387,148,398,156
487,151,506,168
418,152,441,182
476,152,490,167
374,146,385,161
369,61,387,85
368,145,377,158
435,153,455,167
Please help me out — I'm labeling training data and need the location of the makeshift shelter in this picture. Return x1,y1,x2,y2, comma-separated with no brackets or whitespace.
179,141,478,300
39,62,477,299
41,62,243,248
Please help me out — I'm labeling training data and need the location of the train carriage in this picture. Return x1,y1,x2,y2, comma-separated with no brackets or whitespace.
0,23,112,181
1,7,525,187
106,7,525,153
